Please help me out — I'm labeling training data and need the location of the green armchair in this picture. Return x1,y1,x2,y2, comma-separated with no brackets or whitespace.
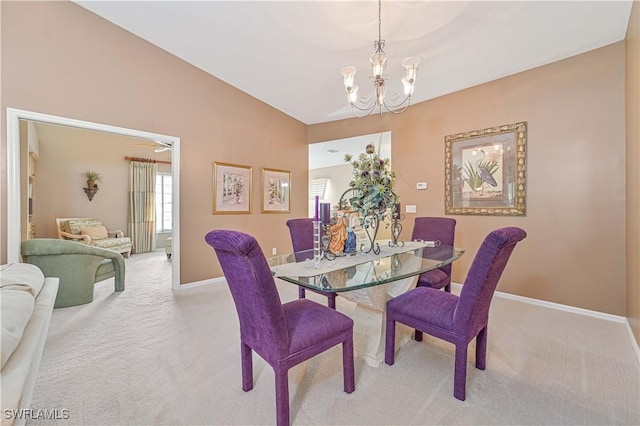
21,239,125,308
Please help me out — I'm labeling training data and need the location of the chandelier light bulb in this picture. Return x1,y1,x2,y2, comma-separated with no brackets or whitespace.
401,78,414,96
370,52,387,78
348,85,359,104
402,57,420,83
341,66,357,90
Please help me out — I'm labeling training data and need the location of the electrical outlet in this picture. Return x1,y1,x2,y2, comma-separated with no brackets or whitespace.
416,182,428,190
272,248,277,255
406,205,417,213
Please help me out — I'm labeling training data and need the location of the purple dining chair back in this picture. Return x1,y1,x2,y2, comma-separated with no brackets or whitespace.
454,227,527,338
205,229,290,359
385,226,526,401
286,218,314,253
411,217,456,292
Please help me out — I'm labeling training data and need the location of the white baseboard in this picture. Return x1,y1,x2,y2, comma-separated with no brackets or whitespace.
175,276,226,290
451,282,640,364
624,320,640,365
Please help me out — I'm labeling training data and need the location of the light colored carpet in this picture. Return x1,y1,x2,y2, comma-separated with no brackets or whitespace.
29,250,640,425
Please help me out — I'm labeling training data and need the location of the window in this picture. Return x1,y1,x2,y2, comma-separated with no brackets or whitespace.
309,177,329,199
155,173,172,232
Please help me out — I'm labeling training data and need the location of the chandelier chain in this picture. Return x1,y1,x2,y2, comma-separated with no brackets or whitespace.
375,0,385,54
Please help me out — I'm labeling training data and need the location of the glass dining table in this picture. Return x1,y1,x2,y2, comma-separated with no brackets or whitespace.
268,240,465,366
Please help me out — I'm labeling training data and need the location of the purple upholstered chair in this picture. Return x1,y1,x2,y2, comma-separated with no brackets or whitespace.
385,227,526,401
411,217,457,293
205,230,355,425
286,218,338,309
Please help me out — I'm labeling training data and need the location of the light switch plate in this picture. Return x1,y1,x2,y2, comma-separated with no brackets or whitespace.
406,205,417,213
416,182,427,190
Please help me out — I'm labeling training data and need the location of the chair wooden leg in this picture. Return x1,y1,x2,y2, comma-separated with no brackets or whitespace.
342,335,355,393
241,342,253,392
298,287,306,299
384,317,396,365
454,344,468,401
275,371,290,426
414,330,423,341
328,294,336,310
476,327,487,370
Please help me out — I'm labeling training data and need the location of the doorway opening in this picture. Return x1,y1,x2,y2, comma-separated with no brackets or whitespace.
6,108,181,290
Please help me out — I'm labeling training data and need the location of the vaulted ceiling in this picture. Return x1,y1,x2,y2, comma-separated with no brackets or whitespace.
75,1,633,125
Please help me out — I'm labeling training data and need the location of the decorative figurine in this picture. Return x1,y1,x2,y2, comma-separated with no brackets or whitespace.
329,213,348,254
344,226,357,254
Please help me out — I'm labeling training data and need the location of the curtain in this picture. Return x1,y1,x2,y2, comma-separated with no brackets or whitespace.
128,161,157,254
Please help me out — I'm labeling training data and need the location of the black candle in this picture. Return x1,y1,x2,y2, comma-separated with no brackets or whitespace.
394,203,401,219
320,203,331,224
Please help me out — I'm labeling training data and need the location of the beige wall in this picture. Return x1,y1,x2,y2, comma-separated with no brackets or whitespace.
309,43,627,315
0,1,308,283
0,1,635,319
29,122,171,246
626,1,640,345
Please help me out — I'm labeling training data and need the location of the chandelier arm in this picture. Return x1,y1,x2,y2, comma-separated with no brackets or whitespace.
350,104,376,113
381,94,413,114
349,104,378,118
383,100,412,115
350,106,380,119
349,95,377,112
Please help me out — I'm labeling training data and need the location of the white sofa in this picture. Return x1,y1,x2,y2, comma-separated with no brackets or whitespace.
1,263,58,426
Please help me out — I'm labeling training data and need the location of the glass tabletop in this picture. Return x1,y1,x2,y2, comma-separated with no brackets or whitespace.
268,242,465,293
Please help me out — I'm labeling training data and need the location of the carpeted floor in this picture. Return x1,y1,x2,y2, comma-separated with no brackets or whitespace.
29,250,640,425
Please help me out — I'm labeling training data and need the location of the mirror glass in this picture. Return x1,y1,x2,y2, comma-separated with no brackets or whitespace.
308,131,392,238
308,131,391,212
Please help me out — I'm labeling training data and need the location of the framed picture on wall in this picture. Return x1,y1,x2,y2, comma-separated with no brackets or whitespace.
212,162,252,214
261,168,291,213
445,121,527,216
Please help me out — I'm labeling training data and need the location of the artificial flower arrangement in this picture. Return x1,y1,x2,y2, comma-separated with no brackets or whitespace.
344,143,398,222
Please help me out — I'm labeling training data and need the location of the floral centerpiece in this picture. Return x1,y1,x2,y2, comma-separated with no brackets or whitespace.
344,143,398,219
344,143,398,253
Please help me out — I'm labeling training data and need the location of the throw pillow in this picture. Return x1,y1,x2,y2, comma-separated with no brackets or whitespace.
80,225,109,240
68,219,102,235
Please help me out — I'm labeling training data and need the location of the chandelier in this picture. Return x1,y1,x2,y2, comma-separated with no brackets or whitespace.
340,0,420,117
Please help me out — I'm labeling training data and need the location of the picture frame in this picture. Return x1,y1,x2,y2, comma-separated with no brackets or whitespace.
261,168,291,213
445,121,527,216
212,162,252,214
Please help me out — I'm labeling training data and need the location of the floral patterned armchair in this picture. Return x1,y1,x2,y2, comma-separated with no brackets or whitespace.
55,218,133,257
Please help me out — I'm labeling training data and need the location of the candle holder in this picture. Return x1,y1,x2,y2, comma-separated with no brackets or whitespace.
360,213,381,255
313,220,322,268
389,210,405,248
